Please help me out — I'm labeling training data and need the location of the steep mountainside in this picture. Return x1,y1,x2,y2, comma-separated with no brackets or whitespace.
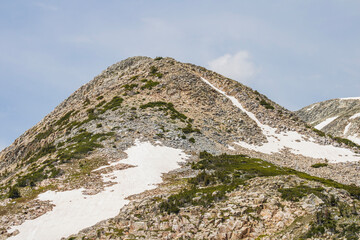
1,57,360,239
296,98,360,145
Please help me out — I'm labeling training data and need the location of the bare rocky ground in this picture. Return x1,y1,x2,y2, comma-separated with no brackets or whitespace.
66,174,360,240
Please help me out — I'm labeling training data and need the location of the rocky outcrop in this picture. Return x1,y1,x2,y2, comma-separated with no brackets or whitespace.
67,175,360,240
296,98,360,144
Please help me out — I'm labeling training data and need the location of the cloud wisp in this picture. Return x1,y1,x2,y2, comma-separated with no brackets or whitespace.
208,51,257,83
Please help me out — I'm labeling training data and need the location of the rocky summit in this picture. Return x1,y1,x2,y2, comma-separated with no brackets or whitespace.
1,56,360,239
297,98,360,147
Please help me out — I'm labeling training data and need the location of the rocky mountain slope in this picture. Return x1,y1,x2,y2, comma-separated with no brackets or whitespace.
296,98,360,146
0,56,360,239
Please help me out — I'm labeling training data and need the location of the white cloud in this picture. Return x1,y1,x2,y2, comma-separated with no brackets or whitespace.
208,51,256,82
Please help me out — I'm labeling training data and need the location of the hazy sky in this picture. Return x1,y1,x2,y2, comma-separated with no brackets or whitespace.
1,0,360,150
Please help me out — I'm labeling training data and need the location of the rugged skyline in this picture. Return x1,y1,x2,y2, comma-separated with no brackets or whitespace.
1,1,360,150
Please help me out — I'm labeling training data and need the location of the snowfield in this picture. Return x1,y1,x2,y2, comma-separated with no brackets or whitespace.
9,140,188,240
201,78,360,163
314,116,338,130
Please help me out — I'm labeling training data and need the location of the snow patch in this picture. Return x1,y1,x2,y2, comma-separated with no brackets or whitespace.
314,116,338,130
347,135,360,145
201,77,360,163
306,105,316,111
350,113,360,120
344,123,352,135
227,145,235,151
340,97,360,100
9,140,188,240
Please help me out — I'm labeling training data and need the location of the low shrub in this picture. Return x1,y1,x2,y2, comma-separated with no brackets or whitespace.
311,163,328,168
140,101,187,121
141,80,160,90
122,84,138,91
160,151,360,215
259,99,274,109
8,186,21,199
278,185,325,202
182,124,201,134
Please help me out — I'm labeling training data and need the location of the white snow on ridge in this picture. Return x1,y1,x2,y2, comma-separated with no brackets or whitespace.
340,97,360,100
350,113,360,120
201,77,360,163
306,105,316,111
314,116,338,130
9,140,188,240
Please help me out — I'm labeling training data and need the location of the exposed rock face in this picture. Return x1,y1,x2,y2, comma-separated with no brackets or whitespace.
0,56,360,240
296,98,360,145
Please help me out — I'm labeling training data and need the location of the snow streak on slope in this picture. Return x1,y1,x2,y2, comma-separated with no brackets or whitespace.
201,78,360,163
314,116,338,130
344,123,352,135
350,113,360,120
306,105,316,111
9,141,188,240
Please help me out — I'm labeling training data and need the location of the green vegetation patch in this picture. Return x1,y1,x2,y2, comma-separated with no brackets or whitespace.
259,99,274,110
35,128,54,141
141,79,160,90
311,163,328,168
55,110,74,126
160,153,288,214
57,131,114,161
8,186,21,199
69,96,124,130
149,66,164,78
278,185,325,202
312,128,326,137
301,209,338,239
160,152,360,214
311,130,360,150
181,124,201,134
122,83,138,91
95,100,106,108
331,135,360,149
25,144,56,164
140,101,188,121
130,75,139,81
16,164,60,188
100,96,123,113
338,223,360,240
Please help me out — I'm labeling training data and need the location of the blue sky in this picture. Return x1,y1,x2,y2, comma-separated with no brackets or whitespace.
1,0,360,150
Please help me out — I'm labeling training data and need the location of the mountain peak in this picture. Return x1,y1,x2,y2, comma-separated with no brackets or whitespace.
2,57,360,239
